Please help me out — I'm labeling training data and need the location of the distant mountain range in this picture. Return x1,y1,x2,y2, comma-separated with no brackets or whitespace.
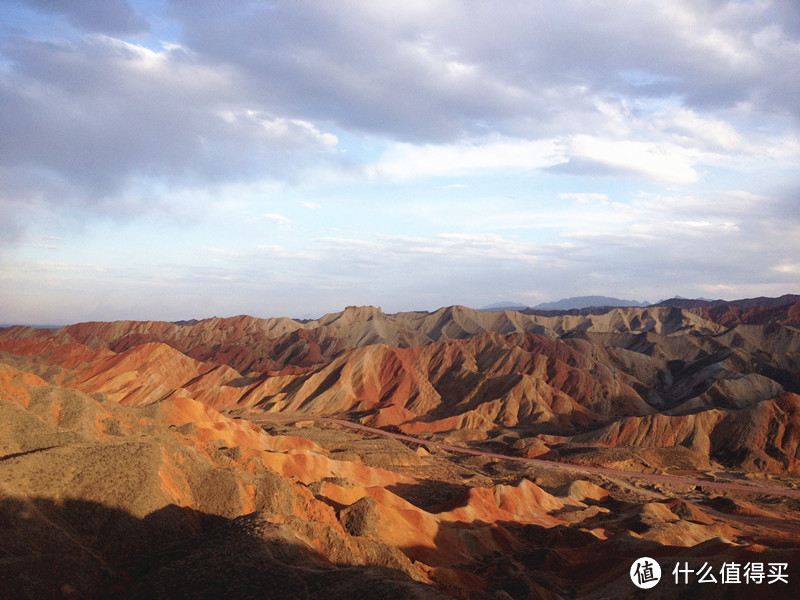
480,302,530,311
483,294,800,312
481,295,650,311
532,295,650,310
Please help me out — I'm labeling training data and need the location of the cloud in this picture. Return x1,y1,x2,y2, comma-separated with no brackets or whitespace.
631,191,768,217
0,33,341,219
3,0,799,209
655,108,745,151
204,247,245,258
258,213,291,226
564,136,700,184
20,0,149,34
167,0,539,143
2,1,800,322
370,137,566,180
168,0,800,140
773,262,800,275
558,193,609,204
218,111,338,148
631,220,741,238
317,232,566,270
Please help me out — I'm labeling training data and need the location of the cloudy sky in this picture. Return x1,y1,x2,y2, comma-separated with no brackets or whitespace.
1,0,799,323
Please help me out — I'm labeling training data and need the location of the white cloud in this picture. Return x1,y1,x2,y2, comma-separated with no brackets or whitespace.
30,260,109,274
258,213,291,225
773,262,800,275
219,111,339,148
561,231,656,247
631,220,740,238
371,232,543,265
255,245,317,260
566,135,700,184
370,137,566,180
558,193,609,204
312,233,548,268
656,108,745,151
317,237,383,250
631,191,767,217
204,247,245,258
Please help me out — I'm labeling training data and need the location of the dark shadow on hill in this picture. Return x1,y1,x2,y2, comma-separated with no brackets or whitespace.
438,517,800,600
0,496,454,600
385,480,470,511
0,446,58,462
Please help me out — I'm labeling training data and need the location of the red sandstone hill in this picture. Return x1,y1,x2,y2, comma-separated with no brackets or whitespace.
2,299,800,476
652,294,800,327
250,332,653,431
0,303,726,375
1,301,798,432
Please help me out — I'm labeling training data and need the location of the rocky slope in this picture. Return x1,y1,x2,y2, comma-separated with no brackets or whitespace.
653,294,800,327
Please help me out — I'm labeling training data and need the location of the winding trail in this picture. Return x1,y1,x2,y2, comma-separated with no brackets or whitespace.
247,412,800,500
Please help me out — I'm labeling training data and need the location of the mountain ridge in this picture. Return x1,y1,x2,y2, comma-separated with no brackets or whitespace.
3,297,800,468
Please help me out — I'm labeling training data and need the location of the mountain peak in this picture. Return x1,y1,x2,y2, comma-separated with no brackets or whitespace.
317,305,384,326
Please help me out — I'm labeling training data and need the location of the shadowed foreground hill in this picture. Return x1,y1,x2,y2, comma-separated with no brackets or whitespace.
0,370,453,599
0,497,452,600
0,497,456,600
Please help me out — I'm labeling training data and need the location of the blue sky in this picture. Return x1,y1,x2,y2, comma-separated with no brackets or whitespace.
1,0,799,323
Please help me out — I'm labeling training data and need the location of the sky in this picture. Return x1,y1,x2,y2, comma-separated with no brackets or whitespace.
1,0,799,323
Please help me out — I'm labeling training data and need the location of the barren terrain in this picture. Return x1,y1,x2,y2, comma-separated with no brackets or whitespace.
2,296,800,598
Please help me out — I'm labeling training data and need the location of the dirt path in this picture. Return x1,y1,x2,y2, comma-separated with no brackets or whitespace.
245,411,800,500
